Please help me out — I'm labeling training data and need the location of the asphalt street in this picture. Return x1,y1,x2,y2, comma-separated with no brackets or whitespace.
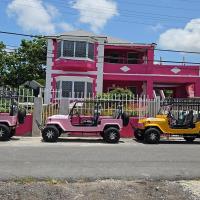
1,137,200,180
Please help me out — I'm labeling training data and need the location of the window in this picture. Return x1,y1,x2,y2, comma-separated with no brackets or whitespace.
74,82,85,98
128,53,139,64
63,40,74,57
57,41,61,58
75,41,87,57
56,81,60,98
88,43,94,60
56,40,94,60
62,81,72,97
87,82,93,97
105,53,120,63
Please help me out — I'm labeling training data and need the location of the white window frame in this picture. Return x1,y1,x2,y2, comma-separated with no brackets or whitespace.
56,39,95,62
55,76,93,98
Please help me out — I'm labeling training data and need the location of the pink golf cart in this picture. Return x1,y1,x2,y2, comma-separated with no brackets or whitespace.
0,90,26,141
40,100,129,143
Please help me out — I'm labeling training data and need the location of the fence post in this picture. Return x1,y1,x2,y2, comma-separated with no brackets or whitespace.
59,98,70,115
32,97,43,137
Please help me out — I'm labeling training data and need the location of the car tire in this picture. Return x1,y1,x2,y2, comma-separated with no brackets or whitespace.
144,128,160,144
0,124,10,141
104,127,120,143
42,125,59,142
134,129,144,141
184,137,195,142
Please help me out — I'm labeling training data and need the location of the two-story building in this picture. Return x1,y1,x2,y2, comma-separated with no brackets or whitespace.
45,30,200,103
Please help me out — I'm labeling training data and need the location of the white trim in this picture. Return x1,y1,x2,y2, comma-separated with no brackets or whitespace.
56,56,94,62
55,76,93,98
57,36,96,43
50,70,97,75
45,39,54,104
55,76,93,83
103,72,200,78
96,39,105,94
154,84,181,88
58,40,94,61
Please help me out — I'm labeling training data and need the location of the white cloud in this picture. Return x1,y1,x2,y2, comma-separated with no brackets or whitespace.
7,0,56,34
71,0,118,32
158,18,200,51
45,3,60,19
149,23,164,32
57,22,75,32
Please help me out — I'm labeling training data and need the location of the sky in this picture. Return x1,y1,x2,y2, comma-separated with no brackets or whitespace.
0,0,200,63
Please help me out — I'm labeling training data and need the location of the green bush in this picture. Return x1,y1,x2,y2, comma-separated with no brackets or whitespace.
97,88,134,100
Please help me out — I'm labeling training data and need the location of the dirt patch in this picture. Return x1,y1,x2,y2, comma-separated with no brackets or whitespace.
180,180,200,200
0,179,195,200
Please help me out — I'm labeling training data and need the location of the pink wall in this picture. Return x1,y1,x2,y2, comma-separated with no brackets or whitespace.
16,114,33,136
104,63,199,77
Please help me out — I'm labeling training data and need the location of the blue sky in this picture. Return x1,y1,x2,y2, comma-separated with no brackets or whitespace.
0,0,200,63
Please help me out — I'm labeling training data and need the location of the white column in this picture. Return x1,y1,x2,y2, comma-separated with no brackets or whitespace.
44,39,54,104
96,39,105,94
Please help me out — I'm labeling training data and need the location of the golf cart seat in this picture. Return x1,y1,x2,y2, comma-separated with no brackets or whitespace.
81,105,100,126
183,110,194,128
171,110,194,129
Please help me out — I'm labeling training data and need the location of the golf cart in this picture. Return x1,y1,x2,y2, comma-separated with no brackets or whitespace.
134,98,200,144
41,100,129,143
0,90,26,140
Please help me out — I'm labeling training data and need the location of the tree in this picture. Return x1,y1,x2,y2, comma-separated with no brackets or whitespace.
0,42,6,85
1,37,47,88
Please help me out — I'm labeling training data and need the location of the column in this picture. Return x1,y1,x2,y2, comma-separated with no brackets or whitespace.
194,82,200,97
146,80,154,99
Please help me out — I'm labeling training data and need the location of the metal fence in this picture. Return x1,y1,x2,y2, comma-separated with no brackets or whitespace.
40,90,161,121
0,88,35,114
66,94,161,119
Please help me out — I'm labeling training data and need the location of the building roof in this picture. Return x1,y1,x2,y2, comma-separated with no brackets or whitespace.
49,29,154,46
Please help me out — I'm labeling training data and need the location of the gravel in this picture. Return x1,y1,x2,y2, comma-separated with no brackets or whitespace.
0,179,196,200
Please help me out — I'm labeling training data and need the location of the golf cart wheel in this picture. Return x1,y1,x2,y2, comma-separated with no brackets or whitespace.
42,125,59,142
104,127,120,143
134,129,144,141
184,137,196,142
144,128,160,144
0,124,10,141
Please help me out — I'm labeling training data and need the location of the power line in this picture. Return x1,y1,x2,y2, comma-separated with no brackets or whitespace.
0,31,41,38
2,30,200,55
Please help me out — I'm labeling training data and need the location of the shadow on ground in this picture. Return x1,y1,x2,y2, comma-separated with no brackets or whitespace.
41,137,125,144
133,138,200,145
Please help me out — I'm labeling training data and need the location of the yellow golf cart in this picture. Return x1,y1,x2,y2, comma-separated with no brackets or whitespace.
134,98,200,144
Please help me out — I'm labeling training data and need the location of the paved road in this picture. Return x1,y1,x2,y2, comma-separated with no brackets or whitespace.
1,137,200,180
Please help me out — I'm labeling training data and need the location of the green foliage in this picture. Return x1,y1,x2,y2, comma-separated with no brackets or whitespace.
35,78,45,86
98,88,134,100
0,38,47,88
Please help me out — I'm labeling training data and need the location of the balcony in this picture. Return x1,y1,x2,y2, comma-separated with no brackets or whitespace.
104,62,200,80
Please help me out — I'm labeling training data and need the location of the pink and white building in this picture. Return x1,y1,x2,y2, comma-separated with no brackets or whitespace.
45,30,200,103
